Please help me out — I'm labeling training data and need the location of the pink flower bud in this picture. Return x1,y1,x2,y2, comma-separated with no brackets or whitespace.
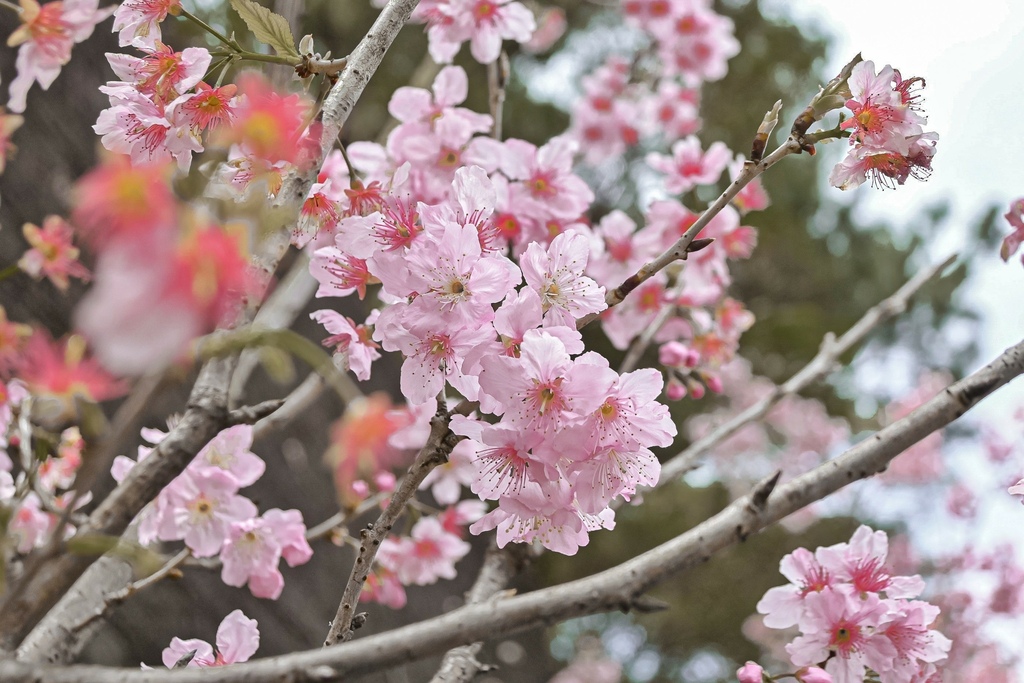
797,667,832,683
705,374,724,394
687,379,706,400
659,341,691,367
685,349,701,368
666,378,687,401
736,661,764,683
374,471,397,492
350,480,370,499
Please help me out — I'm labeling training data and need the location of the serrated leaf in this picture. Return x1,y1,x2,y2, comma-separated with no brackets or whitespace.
230,0,299,59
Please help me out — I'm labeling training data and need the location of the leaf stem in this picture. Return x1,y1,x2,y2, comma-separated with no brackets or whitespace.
0,264,21,283
178,7,242,52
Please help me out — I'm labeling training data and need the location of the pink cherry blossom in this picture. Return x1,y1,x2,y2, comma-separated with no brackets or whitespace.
646,136,731,194
105,43,210,106
1000,198,1024,264
470,478,588,555
478,330,615,436
878,599,951,682
112,0,181,48
451,417,546,500
159,609,259,668
192,425,265,488
818,525,925,599
757,547,835,629
520,230,606,327
402,223,520,321
17,215,90,291
160,469,257,557
310,309,381,381
378,516,470,585
424,0,535,64
388,64,492,134
787,588,896,683
9,493,56,553
6,0,114,113
500,137,593,221
220,509,312,599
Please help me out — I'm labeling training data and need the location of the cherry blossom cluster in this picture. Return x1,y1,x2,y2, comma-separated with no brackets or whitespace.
112,424,313,600
0,325,123,555
0,411,89,554
565,0,738,166
309,148,682,556
69,157,256,375
623,0,739,85
148,609,259,669
367,501,485,607
923,542,1024,680
749,526,950,683
829,60,938,190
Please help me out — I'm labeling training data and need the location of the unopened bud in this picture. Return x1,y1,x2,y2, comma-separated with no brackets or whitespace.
659,341,691,367
666,377,687,401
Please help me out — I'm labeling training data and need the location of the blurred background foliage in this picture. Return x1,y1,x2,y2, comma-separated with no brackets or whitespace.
0,0,1002,680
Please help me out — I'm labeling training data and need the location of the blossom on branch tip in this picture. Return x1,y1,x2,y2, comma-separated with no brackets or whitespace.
112,0,181,48
830,61,938,191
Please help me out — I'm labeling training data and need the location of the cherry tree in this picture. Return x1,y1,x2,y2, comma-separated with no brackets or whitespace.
0,0,1021,681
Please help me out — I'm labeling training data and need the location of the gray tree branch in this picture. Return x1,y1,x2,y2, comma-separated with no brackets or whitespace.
3,336,1019,682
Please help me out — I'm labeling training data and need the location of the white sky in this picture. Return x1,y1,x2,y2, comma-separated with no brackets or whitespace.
764,0,1024,428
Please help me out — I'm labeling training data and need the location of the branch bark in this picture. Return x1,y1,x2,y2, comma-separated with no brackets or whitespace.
323,400,458,646
4,336,1019,682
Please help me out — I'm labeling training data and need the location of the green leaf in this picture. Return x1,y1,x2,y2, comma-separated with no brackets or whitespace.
229,0,299,59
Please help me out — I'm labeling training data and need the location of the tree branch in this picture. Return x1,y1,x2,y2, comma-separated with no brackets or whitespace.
5,336,1019,683
323,400,458,646
577,132,802,329
429,543,532,683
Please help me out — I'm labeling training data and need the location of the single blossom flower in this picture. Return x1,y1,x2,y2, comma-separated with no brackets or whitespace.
159,610,259,668
6,0,114,113
112,0,181,48
17,216,90,291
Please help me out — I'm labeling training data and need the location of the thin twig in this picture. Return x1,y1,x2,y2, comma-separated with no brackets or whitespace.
487,52,508,141
578,138,802,329
323,399,458,646
253,373,326,441
659,253,958,482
